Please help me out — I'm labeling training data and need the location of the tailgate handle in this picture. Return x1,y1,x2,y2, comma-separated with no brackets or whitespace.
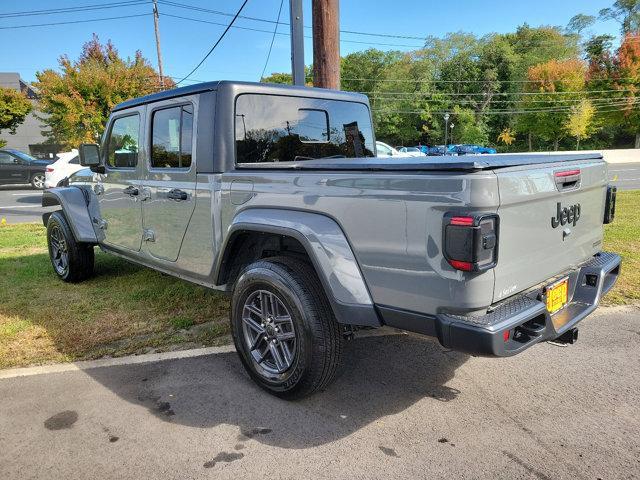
554,169,581,191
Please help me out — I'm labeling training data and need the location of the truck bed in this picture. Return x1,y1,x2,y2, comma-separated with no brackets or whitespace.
238,153,604,172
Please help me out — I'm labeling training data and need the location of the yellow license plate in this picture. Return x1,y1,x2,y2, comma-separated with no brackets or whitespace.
546,278,569,314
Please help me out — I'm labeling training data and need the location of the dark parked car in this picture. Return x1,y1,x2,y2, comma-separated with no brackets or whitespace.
0,149,52,189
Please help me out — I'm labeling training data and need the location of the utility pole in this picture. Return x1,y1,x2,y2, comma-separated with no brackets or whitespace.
312,0,340,89
289,0,305,86
152,0,165,88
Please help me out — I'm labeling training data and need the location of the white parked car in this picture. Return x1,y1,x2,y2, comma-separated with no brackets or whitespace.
375,141,401,157
396,146,427,157
44,150,82,188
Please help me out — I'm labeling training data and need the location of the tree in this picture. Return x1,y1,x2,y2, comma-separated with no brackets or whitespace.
497,127,516,145
517,59,586,150
612,32,640,147
0,87,33,147
565,99,597,148
599,0,640,34
451,106,489,144
34,35,171,148
566,14,596,34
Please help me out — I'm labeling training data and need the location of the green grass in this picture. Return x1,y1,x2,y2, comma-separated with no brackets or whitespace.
0,191,638,369
0,224,230,369
603,190,640,305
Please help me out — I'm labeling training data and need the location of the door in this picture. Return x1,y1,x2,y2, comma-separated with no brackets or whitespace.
0,151,28,183
142,101,197,262
96,109,144,252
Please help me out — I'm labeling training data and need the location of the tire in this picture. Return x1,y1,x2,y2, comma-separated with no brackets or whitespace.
46,211,94,282
231,256,343,399
31,173,45,189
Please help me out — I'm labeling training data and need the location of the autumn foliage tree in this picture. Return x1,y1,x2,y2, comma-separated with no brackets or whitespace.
613,32,640,147
34,35,172,148
517,59,587,150
0,87,33,148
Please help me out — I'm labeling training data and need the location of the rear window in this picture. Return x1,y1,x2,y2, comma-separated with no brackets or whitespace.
235,94,374,164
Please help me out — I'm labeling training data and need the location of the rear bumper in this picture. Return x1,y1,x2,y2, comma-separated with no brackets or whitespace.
379,251,621,357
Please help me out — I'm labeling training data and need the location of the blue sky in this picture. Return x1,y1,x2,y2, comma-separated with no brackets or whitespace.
0,0,623,84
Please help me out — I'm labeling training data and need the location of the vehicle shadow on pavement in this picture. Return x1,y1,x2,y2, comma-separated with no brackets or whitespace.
86,334,468,449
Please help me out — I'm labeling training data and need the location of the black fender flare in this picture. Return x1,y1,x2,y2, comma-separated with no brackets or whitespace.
215,208,380,327
42,187,98,243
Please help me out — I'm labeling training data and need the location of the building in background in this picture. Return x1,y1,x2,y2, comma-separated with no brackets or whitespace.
0,72,60,159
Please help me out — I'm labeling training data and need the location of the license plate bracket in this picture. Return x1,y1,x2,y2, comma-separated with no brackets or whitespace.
546,277,569,314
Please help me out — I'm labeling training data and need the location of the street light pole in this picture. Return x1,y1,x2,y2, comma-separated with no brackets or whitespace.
443,113,450,154
450,123,454,146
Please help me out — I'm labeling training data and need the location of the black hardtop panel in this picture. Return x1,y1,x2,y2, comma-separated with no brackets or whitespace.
112,80,369,112
238,153,604,172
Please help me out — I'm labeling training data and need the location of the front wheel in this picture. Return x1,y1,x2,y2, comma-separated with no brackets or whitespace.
46,211,94,282
31,173,45,189
231,257,343,399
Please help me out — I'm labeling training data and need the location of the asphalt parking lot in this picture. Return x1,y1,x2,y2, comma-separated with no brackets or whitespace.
1,306,638,480
1,162,638,225
0,185,57,224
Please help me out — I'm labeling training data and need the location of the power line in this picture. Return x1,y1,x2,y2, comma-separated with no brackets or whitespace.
259,0,284,82
371,100,640,116
0,12,152,29
162,12,423,48
176,0,249,86
0,0,149,18
360,88,634,96
159,0,617,48
338,75,640,84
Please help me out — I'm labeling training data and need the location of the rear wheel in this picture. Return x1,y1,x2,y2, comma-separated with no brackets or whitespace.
31,173,45,189
46,211,94,282
231,256,343,399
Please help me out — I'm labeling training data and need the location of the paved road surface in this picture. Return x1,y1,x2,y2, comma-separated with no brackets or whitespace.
1,163,638,225
609,162,640,190
1,306,638,480
0,185,56,224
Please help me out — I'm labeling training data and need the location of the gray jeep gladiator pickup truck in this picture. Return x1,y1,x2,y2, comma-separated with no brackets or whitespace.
42,81,621,398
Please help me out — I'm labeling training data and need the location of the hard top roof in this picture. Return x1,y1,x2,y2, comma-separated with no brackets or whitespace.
112,80,369,111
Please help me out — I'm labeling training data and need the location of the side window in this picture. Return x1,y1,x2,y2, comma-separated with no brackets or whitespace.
235,94,375,164
69,156,80,165
0,152,14,165
106,114,139,168
150,104,193,169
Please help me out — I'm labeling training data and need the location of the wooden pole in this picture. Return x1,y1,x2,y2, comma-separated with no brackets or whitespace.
312,0,340,89
152,0,165,88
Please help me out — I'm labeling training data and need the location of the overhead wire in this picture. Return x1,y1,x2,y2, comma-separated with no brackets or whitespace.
0,0,149,18
0,12,152,29
259,0,284,82
176,0,249,85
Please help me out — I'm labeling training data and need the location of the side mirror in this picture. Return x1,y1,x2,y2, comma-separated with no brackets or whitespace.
79,143,104,173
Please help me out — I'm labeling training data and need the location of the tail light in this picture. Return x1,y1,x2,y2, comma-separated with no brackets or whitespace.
604,185,616,224
46,167,54,172
443,213,499,272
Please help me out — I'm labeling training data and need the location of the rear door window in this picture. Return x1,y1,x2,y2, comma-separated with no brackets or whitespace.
150,104,193,169
235,94,374,164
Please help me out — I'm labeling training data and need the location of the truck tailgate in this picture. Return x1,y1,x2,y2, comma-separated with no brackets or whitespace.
492,160,608,303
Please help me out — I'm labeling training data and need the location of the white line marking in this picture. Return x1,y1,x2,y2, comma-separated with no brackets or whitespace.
10,193,40,196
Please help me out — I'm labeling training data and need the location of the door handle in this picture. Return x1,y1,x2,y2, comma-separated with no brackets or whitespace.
123,185,139,196
166,188,188,201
